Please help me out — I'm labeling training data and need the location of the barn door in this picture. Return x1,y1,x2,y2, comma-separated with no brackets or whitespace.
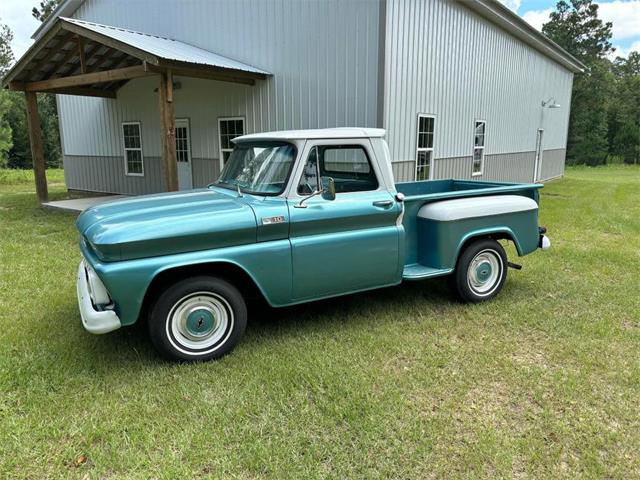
176,119,193,190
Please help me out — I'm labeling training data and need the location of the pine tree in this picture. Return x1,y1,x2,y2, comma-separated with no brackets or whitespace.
542,0,614,165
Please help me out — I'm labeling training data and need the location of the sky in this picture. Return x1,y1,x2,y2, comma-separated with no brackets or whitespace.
501,0,640,58
1,0,639,61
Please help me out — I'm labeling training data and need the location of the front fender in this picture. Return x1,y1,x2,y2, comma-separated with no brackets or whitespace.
82,240,292,326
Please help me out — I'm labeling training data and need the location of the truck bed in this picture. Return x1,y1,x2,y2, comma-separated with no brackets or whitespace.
396,179,543,279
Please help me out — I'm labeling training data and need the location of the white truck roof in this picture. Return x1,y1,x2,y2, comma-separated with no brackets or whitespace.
234,128,386,143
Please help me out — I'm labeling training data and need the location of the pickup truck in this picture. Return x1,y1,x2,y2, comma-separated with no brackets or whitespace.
76,128,550,361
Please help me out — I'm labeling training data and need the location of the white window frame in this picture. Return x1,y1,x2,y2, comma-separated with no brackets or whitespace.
415,113,436,181
218,116,245,170
122,121,144,177
472,120,486,177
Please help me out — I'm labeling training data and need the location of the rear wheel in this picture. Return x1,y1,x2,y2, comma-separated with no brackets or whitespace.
149,276,247,361
453,239,507,303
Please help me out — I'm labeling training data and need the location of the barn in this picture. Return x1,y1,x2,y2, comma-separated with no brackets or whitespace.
2,0,583,201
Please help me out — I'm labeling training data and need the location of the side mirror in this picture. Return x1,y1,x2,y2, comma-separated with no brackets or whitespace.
321,176,336,201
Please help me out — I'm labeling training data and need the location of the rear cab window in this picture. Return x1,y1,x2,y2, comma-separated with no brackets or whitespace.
297,144,379,195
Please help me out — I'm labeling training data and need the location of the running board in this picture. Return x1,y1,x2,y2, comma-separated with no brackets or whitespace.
402,264,453,281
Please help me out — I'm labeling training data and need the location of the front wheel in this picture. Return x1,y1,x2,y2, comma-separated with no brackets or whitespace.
452,239,507,303
148,276,247,361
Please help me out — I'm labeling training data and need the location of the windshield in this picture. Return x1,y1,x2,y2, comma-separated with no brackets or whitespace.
214,141,297,196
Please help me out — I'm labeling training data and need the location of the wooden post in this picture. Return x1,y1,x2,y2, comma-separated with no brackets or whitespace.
24,91,48,203
77,35,87,73
158,71,178,191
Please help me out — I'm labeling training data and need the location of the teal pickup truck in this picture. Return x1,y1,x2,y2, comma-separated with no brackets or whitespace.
76,128,550,361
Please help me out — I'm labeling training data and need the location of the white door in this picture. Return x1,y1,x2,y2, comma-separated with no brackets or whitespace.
534,129,544,182
176,119,193,190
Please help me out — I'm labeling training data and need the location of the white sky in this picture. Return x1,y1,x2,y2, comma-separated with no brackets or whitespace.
0,0,41,59
1,0,639,61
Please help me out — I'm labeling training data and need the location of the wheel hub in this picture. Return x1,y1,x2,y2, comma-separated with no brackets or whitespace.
475,261,492,283
185,308,216,338
467,250,501,295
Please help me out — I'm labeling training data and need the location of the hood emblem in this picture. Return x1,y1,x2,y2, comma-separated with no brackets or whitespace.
262,215,286,225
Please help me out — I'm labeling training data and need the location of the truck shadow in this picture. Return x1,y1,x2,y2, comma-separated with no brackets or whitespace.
58,277,454,367
246,277,454,338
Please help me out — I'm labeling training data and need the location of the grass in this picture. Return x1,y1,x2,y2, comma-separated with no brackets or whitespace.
0,165,639,479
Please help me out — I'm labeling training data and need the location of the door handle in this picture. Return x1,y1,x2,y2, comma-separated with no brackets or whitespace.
372,200,393,208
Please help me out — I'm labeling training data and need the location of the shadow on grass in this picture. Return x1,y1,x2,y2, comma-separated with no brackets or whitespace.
58,277,454,368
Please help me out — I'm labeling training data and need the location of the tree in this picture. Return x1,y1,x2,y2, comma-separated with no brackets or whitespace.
32,0,62,23
610,53,640,164
0,13,62,169
0,21,14,78
542,0,614,165
30,1,64,169
0,20,14,165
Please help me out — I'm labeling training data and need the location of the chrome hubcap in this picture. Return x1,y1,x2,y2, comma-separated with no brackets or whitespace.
184,308,217,340
467,250,502,295
167,292,233,353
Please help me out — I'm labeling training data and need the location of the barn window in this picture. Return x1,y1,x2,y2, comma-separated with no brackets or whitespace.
122,122,144,176
218,117,245,166
472,121,486,176
415,115,435,180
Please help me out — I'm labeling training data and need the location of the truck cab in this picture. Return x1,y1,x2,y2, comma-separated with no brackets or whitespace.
76,128,550,361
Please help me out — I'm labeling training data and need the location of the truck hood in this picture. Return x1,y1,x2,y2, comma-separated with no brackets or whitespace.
76,189,257,261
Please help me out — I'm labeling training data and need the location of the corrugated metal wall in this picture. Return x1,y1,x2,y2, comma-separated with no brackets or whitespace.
59,0,381,164
382,0,573,177
58,0,574,192
539,148,566,181
64,155,164,194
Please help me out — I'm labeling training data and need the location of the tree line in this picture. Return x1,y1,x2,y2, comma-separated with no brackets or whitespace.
0,0,638,169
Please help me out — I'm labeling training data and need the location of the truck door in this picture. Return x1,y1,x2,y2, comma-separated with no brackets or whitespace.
287,139,402,301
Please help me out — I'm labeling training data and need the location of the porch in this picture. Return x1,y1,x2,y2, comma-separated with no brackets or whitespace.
42,194,127,214
1,17,270,203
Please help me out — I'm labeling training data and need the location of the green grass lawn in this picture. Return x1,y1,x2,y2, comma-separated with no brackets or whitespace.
1,166,639,478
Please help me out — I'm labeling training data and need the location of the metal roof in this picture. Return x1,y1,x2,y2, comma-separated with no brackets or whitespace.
462,0,585,73
33,0,585,74
59,18,270,75
234,128,387,143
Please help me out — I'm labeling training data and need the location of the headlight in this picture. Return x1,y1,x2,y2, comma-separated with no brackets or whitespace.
85,263,111,306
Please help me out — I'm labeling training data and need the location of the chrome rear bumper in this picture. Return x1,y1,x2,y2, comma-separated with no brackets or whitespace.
76,261,121,334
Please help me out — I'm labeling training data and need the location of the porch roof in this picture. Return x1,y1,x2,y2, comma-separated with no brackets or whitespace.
2,16,271,97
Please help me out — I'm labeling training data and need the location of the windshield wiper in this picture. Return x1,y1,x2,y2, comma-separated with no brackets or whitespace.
211,179,249,197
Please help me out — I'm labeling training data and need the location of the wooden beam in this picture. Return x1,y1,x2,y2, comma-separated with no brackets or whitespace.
23,31,74,81
60,20,159,64
46,87,117,99
77,36,87,74
87,48,118,72
45,46,79,78
62,42,100,77
159,72,178,192
23,65,151,92
145,63,257,86
166,69,173,103
159,60,268,81
24,92,48,203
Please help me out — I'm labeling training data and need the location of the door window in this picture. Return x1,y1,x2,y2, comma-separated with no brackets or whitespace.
176,124,190,163
297,145,378,195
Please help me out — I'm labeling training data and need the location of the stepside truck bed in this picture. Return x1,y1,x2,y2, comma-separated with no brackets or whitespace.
396,179,543,279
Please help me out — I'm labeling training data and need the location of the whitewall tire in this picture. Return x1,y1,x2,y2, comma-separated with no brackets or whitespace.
149,276,247,361
453,239,508,303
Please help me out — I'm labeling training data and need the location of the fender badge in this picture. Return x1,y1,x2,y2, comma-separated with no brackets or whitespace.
262,215,286,225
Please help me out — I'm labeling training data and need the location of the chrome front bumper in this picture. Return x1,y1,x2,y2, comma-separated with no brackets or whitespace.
76,261,121,334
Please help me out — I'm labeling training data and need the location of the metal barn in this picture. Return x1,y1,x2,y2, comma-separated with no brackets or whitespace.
2,0,583,201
